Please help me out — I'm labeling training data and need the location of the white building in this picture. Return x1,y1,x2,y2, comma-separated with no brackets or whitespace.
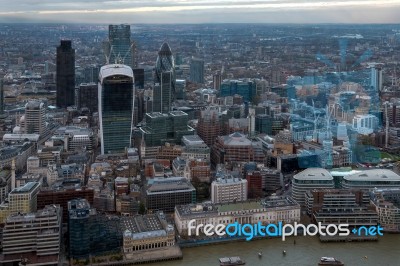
342,169,400,190
352,114,378,135
174,197,300,236
211,176,247,204
24,100,46,135
292,168,334,206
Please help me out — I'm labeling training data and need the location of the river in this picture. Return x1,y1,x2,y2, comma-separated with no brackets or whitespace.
155,235,400,266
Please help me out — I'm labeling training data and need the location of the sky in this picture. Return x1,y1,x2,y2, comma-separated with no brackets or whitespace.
1,0,400,24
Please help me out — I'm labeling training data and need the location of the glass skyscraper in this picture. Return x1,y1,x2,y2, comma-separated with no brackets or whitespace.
56,40,75,108
99,64,134,154
155,42,175,93
106,24,135,68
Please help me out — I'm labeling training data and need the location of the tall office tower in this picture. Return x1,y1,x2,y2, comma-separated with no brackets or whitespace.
132,68,145,89
105,24,135,68
78,83,98,113
0,79,8,138
189,58,204,84
213,72,222,90
24,100,45,135
153,71,172,113
370,63,383,92
155,42,175,94
99,64,134,154
197,107,221,147
56,40,75,108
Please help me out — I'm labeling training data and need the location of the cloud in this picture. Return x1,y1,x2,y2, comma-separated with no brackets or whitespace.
1,0,400,23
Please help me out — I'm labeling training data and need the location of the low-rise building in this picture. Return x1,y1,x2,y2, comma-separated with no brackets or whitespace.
370,188,400,232
342,169,400,190
211,175,248,204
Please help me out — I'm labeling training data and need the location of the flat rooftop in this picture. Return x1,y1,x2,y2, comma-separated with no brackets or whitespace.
344,169,400,182
294,168,333,181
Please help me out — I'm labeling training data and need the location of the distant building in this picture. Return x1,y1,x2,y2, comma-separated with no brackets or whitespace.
255,114,284,135
211,175,247,204
24,100,45,135
352,114,378,135
99,64,134,154
1,205,62,265
189,58,204,84
54,126,96,151
211,132,264,165
153,71,173,113
220,79,257,102
146,177,196,212
106,24,135,68
292,168,334,206
213,73,222,90
155,42,175,95
56,40,75,108
78,83,98,113
197,107,220,147
0,182,41,223
370,188,400,232
342,169,400,190
175,197,300,236
133,68,145,89
68,199,122,259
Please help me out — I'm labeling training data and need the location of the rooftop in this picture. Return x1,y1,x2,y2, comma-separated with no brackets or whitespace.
11,182,40,194
344,169,400,182
147,177,195,194
294,168,333,181
99,64,133,81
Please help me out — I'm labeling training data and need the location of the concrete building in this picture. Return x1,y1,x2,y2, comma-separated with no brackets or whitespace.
370,188,400,232
197,107,220,147
1,205,62,265
0,182,41,223
146,177,196,212
24,101,46,135
292,168,334,206
342,169,400,190
352,114,379,135
54,126,95,151
211,176,248,204
189,58,204,84
174,197,300,236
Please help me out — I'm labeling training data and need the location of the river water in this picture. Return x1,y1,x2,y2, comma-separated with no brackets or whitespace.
155,235,399,266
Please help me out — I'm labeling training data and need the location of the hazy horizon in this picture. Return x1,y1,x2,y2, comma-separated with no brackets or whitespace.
1,0,400,24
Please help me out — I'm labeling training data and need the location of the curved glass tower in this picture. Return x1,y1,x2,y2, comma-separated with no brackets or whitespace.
155,42,175,92
99,64,134,154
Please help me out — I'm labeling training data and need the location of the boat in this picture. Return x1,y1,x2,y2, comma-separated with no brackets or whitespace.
258,252,262,257
318,257,344,266
219,256,246,266
283,250,287,255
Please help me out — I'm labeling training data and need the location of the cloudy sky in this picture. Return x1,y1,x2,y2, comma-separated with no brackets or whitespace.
1,0,400,24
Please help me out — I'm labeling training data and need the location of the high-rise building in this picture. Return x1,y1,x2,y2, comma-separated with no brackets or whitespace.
1,205,62,265
106,24,135,68
370,63,383,92
213,73,222,90
211,175,248,204
99,64,134,154
24,100,46,135
155,42,175,94
78,83,98,113
0,79,8,138
220,79,257,102
189,58,204,84
197,107,220,147
153,71,172,113
56,40,75,108
132,68,145,89
0,182,41,223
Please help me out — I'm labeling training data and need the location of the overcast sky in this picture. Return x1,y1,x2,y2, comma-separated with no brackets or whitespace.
1,0,400,24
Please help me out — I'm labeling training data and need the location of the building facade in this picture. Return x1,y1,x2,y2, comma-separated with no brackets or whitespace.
56,40,75,108
211,176,248,204
98,64,134,154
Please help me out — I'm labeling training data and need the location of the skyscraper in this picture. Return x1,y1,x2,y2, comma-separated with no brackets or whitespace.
24,100,46,135
106,24,135,68
56,40,75,108
98,64,134,154
153,71,172,113
189,58,204,84
155,42,175,93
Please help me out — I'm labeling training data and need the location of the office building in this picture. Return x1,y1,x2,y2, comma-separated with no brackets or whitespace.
155,42,175,94
122,212,176,256
255,114,284,135
106,24,135,68
0,79,8,139
213,73,222,90
98,64,134,154
140,111,195,147
78,83,98,113
370,63,383,92
175,79,186,100
54,126,95,151
342,169,400,190
292,168,334,206
37,187,94,222
68,199,122,259
370,188,400,232
197,107,220,147
352,114,379,135
175,197,300,236
220,79,257,102
211,132,264,165
133,68,145,89
189,58,204,84
1,205,62,265
56,40,75,108
153,71,172,113
181,135,210,160
0,182,41,223
211,175,248,204
24,100,46,135
146,177,196,212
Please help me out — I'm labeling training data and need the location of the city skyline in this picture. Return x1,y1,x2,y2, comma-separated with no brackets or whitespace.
1,0,400,24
